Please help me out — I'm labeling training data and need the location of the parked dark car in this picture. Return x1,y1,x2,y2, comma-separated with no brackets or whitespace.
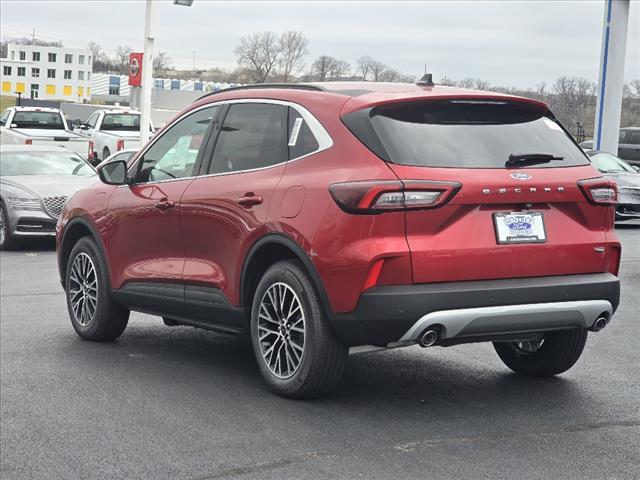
580,127,640,166
587,150,640,221
56,82,621,398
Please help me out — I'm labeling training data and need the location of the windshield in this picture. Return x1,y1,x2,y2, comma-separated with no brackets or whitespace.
590,152,636,173
12,111,65,130
367,100,589,168
101,113,141,131
0,151,96,177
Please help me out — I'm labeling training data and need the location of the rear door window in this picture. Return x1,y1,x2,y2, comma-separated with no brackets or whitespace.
209,103,287,174
627,131,640,145
288,107,319,160
352,100,589,169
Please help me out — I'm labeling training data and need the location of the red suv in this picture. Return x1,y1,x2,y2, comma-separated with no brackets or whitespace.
57,81,621,398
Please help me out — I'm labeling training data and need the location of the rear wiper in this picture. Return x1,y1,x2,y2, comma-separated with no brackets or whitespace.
506,153,564,168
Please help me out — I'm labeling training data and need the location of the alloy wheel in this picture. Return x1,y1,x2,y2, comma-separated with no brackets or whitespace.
257,282,306,379
68,252,99,326
0,206,6,246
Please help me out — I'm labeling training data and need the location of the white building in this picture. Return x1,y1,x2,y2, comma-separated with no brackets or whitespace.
0,43,92,101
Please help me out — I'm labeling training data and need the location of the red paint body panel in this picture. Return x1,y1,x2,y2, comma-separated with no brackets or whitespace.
57,82,621,323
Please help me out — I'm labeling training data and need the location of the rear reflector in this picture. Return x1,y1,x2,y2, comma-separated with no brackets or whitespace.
607,245,621,276
329,179,461,214
578,178,617,206
363,258,385,291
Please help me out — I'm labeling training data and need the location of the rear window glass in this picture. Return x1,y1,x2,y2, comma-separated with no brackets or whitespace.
101,113,140,131
288,107,319,159
12,111,64,129
367,100,589,169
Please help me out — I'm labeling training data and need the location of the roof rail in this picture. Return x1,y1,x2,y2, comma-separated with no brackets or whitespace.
197,83,326,101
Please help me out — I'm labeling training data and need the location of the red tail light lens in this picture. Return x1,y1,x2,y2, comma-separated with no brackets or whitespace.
329,180,461,214
116,139,125,151
88,141,94,157
24,139,32,145
578,178,617,206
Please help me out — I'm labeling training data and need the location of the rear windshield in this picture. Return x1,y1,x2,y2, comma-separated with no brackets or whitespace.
12,111,65,130
101,114,140,131
363,100,588,169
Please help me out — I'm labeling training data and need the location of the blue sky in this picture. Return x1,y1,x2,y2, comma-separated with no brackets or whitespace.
1,0,638,89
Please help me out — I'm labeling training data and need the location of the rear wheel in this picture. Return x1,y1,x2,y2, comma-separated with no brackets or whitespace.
65,236,129,341
0,202,19,250
493,328,588,377
250,260,348,399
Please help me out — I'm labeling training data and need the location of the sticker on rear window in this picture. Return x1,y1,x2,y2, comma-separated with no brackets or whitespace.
288,117,303,146
543,118,563,131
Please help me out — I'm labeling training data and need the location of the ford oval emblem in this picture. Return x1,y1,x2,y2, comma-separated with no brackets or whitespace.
510,172,531,180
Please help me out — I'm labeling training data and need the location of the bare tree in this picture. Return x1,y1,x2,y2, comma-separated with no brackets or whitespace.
234,31,282,83
357,55,375,80
379,68,401,82
278,31,308,82
329,59,351,80
153,51,173,76
114,45,132,75
439,75,455,86
369,60,386,81
628,79,640,98
311,55,337,81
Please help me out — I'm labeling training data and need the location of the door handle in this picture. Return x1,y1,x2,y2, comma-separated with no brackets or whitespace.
154,199,175,210
237,193,263,208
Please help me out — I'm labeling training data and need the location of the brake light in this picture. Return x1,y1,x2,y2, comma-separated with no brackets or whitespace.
24,139,32,145
578,178,617,206
329,180,461,214
88,141,94,157
116,139,125,151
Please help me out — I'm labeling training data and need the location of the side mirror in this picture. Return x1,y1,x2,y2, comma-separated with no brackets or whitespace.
633,166,640,173
98,159,129,185
10,123,17,128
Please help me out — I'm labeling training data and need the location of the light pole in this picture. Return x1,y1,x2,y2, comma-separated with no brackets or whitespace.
140,0,194,145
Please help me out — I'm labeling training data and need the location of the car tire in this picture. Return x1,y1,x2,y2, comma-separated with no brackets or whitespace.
493,328,588,377
102,148,111,161
250,260,348,399
0,201,19,251
65,236,129,341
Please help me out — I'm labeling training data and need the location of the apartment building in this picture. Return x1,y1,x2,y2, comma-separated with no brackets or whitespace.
0,43,92,101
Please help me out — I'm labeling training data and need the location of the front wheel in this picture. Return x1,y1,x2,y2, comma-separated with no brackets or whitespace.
65,237,129,341
493,328,588,377
0,202,19,250
250,260,348,399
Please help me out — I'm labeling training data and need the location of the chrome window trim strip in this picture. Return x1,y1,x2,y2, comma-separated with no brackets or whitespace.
122,98,333,187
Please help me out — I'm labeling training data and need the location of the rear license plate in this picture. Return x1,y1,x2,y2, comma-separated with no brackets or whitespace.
493,211,546,244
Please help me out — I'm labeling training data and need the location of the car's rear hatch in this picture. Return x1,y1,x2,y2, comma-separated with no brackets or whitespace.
343,96,617,283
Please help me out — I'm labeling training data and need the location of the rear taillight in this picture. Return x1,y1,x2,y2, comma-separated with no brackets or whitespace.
329,180,461,214
578,178,617,206
116,139,125,151
88,141,94,157
24,139,32,145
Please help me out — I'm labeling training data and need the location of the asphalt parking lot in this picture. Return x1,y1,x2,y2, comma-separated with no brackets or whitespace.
1,225,639,480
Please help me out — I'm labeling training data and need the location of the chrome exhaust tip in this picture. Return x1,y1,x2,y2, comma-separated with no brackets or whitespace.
591,316,608,332
418,329,438,348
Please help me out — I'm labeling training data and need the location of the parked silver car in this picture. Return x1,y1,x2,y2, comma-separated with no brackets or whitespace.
587,150,640,221
0,145,97,249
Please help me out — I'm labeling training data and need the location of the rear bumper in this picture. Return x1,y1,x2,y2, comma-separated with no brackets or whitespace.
330,273,620,346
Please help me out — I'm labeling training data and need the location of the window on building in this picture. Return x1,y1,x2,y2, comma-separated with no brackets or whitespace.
15,83,25,93
2,82,11,93
63,85,72,96
48,52,57,62
194,82,204,92
65,54,73,64
2,66,11,76
108,75,120,95
64,70,72,80
17,67,26,77
10,50,15,60
88,56,91,65
19,51,26,61
46,84,56,95
87,72,91,80
78,71,85,81
32,51,40,61
78,86,84,97
31,68,39,77
30,84,39,99
171,79,180,90
79,55,85,65
154,79,164,89
47,69,56,79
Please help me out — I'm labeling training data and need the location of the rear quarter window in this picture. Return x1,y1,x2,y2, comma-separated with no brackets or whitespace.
346,100,589,169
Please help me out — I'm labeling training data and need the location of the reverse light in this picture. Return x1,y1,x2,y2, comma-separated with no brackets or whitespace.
578,178,617,206
329,180,461,214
